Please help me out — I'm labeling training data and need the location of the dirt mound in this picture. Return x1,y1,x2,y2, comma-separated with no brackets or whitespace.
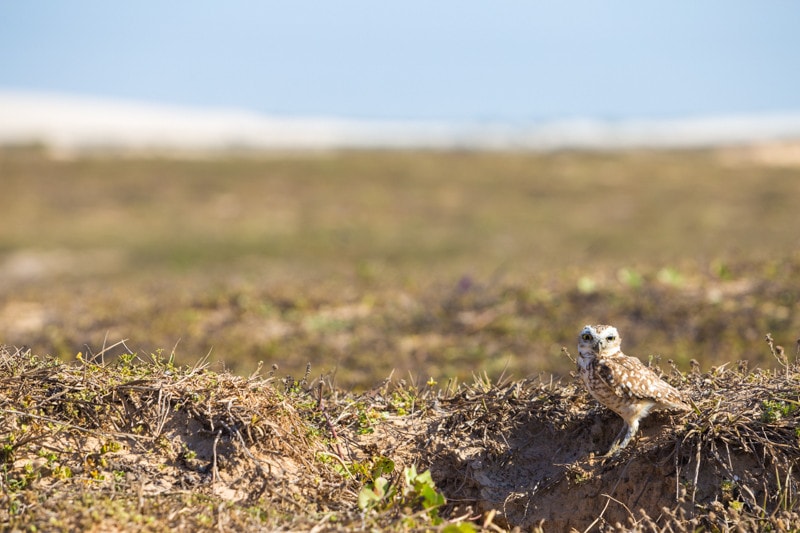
0,346,348,531
422,337,800,530
2,336,800,531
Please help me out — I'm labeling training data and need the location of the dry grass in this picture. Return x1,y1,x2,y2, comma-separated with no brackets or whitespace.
413,333,800,531
0,344,347,531
2,333,800,531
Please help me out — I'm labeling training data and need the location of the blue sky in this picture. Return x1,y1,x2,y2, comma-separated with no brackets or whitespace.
1,1,798,121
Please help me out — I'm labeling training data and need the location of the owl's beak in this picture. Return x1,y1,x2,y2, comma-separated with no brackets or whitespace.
594,339,604,351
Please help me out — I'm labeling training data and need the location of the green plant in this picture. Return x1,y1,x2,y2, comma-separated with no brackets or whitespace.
353,401,381,435
389,389,416,416
657,267,684,286
761,399,796,423
577,277,597,294
100,440,122,454
52,464,73,480
358,464,447,526
1,438,15,465
617,267,643,288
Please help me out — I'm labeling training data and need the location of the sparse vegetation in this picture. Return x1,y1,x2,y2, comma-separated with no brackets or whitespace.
1,148,799,388
2,334,800,530
0,147,799,529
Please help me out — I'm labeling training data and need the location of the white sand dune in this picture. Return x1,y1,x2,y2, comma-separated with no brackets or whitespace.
2,90,800,153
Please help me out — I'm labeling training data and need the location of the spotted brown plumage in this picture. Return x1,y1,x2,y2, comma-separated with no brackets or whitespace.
577,324,690,456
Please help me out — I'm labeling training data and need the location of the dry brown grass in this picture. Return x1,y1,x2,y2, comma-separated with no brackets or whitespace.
2,332,800,531
422,333,800,531
0,344,348,531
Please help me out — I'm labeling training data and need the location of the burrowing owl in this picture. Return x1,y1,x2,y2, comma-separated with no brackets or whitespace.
577,324,690,456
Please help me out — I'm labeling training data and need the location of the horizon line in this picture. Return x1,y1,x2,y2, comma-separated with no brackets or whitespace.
2,89,800,153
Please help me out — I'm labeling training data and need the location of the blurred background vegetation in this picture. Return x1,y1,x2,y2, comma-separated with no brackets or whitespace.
0,147,798,388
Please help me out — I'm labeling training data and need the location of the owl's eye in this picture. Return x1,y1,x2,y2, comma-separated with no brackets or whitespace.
606,335,616,341
581,333,593,341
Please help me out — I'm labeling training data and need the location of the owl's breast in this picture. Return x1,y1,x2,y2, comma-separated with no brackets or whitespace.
580,360,643,417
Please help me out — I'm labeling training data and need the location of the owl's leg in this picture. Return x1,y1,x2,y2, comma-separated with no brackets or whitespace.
602,424,628,457
604,419,640,457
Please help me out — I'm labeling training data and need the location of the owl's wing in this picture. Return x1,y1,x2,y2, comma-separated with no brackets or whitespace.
594,359,623,393
597,354,687,408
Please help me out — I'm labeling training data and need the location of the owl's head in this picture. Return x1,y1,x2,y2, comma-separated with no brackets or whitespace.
577,324,622,362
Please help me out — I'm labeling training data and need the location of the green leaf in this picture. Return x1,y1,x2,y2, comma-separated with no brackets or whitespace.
419,483,445,508
357,486,380,511
357,476,391,511
371,456,395,479
442,523,478,533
